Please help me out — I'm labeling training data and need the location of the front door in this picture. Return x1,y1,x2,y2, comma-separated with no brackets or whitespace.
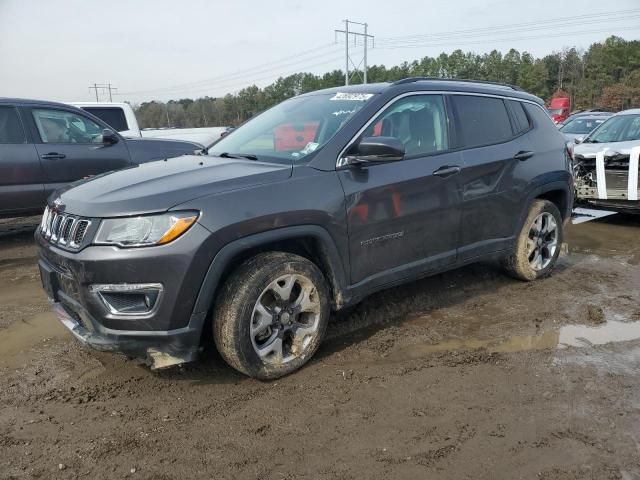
23,106,132,198
0,105,45,215
338,93,462,286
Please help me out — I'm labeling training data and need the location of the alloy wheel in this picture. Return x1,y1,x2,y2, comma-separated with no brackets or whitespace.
250,274,321,365
527,212,558,271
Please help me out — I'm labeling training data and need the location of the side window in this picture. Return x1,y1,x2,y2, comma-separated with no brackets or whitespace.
507,100,531,134
0,106,27,144
82,107,128,132
363,95,448,157
452,95,513,148
32,109,104,144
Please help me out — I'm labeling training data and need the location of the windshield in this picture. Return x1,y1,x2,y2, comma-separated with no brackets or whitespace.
560,118,606,134
208,92,375,164
587,114,640,143
548,108,564,115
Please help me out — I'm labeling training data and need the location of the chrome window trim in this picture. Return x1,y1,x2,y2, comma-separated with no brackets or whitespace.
336,90,544,169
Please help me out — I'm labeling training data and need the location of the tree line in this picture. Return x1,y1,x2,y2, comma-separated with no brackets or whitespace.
134,36,640,129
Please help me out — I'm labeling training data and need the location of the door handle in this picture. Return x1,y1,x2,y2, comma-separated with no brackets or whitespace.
41,153,66,160
514,151,534,161
433,165,461,178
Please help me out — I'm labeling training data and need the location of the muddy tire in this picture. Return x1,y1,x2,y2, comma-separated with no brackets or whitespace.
213,252,330,380
502,199,563,281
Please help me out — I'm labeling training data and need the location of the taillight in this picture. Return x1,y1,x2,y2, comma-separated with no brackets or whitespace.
566,142,574,161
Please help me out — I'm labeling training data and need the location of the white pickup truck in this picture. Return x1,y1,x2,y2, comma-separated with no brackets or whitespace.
70,102,231,147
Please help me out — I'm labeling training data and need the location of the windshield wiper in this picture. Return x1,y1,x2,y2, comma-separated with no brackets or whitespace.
218,152,258,160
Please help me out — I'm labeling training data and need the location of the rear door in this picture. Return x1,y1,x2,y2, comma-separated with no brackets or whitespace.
450,94,533,260
0,105,45,215
22,106,132,198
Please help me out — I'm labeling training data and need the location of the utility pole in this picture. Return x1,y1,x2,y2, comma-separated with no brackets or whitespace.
105,83,117,102
89,83,100,101
87,83,117,102
335,20,374,86
344,21,349,85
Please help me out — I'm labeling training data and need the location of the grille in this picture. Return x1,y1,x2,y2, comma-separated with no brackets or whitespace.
40,206,91,250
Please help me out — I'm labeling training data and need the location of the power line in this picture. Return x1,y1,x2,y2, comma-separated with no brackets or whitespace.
115,8,639,100
125,50,356,100
118,43,340,95
376,8,640,46
376,25,640,51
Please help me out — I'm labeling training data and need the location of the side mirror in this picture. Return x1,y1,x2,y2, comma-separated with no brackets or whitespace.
102,128,119,145
574,136,585,144
343,136,405,166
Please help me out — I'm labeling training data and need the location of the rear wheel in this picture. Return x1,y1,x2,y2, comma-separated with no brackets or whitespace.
213,252,330,380
502,199,563,281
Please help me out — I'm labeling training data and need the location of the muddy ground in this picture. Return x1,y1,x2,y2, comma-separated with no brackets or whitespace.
1,214,639,479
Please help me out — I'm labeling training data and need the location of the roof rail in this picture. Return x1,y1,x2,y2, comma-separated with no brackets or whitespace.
391,77,523,91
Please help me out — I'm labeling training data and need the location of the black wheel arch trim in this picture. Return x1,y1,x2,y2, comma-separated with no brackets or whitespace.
191,225,350,318
517,178,573,235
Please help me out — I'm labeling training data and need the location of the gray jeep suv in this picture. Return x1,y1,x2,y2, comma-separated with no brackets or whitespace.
36,79,573,379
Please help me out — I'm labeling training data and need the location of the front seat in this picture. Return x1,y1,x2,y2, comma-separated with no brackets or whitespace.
405,108,436,156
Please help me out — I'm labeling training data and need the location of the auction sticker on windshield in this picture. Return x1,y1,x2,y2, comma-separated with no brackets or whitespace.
330,92,374,101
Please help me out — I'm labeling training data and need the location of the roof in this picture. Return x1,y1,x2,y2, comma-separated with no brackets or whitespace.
614,108,640,116
301,78,543,104
566,114,612,121
69,102,131,108
0,97,81,108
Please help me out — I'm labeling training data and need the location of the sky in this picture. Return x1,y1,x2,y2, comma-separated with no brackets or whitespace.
0,0,638,104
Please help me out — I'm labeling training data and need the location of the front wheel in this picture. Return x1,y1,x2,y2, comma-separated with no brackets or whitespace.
213,252,330,380
502,199,563,281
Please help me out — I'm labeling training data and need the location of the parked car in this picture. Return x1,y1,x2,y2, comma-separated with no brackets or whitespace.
558,110,613,127
548,96,570,124
36,79,572,379
0,98,202,218
573,108,640,212
71,102,232,145
558,114,611,142
70,102,141,138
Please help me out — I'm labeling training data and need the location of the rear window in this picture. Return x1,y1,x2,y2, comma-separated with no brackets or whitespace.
507,100,531,134
452,95,513,148
81,107,128,132
0,106,26,144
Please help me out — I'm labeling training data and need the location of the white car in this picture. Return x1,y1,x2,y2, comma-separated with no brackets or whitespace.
573,109,640,212
69,102,231,145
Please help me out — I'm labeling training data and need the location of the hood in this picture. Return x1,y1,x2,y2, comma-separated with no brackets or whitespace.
125,136,202,148
52,155,292,218
574,139,640,158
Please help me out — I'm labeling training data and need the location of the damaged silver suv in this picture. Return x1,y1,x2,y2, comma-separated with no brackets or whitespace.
573,109,640,213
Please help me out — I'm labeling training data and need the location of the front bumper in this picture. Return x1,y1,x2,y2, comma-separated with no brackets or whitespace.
36,222,222,368
48,294,204,368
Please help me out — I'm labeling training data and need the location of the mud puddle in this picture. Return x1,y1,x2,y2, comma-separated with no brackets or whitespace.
568,215,640,264
0,311,67,368
385,319,640,362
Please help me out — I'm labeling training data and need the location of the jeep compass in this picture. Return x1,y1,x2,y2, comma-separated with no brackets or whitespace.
36,78,573,379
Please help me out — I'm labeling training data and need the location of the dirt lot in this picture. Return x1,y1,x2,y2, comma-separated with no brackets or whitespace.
1,214,639,480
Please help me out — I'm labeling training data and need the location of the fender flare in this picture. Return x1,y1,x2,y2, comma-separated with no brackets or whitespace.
516,179,573,234
191,225,349,316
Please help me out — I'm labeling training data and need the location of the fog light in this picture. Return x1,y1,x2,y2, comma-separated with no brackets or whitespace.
90,283,163,316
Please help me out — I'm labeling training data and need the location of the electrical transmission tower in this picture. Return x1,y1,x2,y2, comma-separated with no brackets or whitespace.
334,20,374,86
88,83,118,102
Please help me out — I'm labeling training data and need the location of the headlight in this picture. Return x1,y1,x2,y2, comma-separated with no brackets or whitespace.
94,211,199,247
